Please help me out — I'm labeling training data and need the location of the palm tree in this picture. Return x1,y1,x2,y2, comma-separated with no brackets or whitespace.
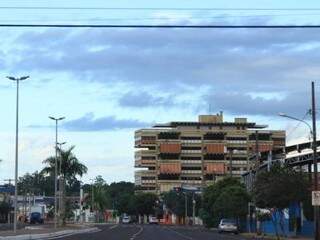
42,146,87,225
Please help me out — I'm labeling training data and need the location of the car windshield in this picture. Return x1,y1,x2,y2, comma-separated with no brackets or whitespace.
222,219,236,225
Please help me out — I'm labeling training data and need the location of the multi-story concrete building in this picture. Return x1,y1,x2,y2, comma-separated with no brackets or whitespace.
134,113,285,194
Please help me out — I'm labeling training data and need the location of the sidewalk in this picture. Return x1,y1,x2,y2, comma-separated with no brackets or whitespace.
241,232,313,240
0,224,99,239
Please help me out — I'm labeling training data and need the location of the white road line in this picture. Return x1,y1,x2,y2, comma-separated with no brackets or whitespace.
47,228,101,239
109,224,119,230
129,226,144,240
165,227,194,240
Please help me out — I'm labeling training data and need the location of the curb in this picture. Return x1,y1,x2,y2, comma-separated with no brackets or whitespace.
0,227,100,240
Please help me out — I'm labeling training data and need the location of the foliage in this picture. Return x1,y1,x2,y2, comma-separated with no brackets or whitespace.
18,171,54,196
253,163,309,238
42,146,87,185
162,190,201,218
42,146,87,225
253,163,309,210
134,193,158,216
162,190,185,217
0,201,11,214
200,177,248,227
213,185,250,220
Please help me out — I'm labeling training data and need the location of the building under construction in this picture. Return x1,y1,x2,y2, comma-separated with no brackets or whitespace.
134,113,285,194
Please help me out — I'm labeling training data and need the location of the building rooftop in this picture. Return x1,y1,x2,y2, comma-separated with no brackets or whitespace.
152,113,267,129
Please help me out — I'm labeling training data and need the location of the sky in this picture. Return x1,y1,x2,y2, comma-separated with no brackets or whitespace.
1,0,320,184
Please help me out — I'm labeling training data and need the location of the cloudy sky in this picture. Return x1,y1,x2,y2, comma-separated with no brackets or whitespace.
1,0,320,184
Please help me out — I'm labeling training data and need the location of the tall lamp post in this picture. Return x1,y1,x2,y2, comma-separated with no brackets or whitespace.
7,76,29,233
57,141,66,220
279,82,319,240
49,116,65,229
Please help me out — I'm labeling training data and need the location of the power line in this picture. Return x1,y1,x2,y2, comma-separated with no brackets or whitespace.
1,7,320,11
1,24,320,28
2,13,320,22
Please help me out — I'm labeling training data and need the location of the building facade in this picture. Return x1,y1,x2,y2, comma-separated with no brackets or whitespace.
134,114,285,194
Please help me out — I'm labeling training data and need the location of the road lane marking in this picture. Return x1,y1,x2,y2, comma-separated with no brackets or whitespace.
165,227,194,240
47,228,101,239
130,226,144,240
109,224,119,230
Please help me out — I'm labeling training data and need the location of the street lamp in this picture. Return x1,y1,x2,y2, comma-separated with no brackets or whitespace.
7,75,29,233
57,141,66,221
279,105,319,240
49,116,65,229
278,112,312,134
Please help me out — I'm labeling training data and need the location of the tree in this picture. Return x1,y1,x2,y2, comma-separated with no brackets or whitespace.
213,185,250,222
134,193,158,216
91,176,110,222
107,182,135,215
18,171,53,196
200,177,247,227
253,163,309,238
162,190,185,217
42,146,87,224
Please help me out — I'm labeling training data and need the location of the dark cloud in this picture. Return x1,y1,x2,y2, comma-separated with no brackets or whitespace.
62,113,150,131
4,25,320,116
118,91,174,108
10,28,320,91
206,90,311,117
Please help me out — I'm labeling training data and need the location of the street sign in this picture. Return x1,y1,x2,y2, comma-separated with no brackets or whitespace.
312,191,320,206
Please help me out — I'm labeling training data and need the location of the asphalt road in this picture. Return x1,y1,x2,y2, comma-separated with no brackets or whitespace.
58,224,247,240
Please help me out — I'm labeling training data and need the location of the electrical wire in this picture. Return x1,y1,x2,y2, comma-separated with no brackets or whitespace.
0,7,320,11
286,111,310,138
1,24,320,28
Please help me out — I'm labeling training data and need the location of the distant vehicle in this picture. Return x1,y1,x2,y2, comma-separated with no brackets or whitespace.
30,212,44,224
149,216,158,224
29,205,45,224
218,219,238,234
122,216,131,224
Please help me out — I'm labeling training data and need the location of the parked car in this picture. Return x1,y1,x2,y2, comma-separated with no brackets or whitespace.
149,216,158,224
30,212,44,224
218,219,238,234
122,216,131,224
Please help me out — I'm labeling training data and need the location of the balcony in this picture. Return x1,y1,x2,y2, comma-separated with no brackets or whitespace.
135,135,156,147
204,163,226,174
159,143,181,154
135,149,156,160
204,144,226,154
159,162,181,174
135,158,156,167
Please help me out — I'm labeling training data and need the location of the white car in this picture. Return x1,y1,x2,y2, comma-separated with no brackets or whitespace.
149,216,158,224
122,216,131,224
218,219,238,234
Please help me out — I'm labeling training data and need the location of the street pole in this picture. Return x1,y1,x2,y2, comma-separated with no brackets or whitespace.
311,81,319,240
192,194,196,225
185,193,187,225
7,76,29,233
57,142,66,220
229,150,233,177
49,116,65,229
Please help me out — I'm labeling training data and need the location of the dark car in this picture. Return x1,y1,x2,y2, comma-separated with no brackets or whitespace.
30,212,44,224
218,219,238,234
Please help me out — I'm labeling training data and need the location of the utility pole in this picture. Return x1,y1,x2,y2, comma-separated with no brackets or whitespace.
185,193,188,225
49,116,65,229
7,75,29,233
229,150,233,177
255,130,260,164
192,194,196,225
311,81,319,240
